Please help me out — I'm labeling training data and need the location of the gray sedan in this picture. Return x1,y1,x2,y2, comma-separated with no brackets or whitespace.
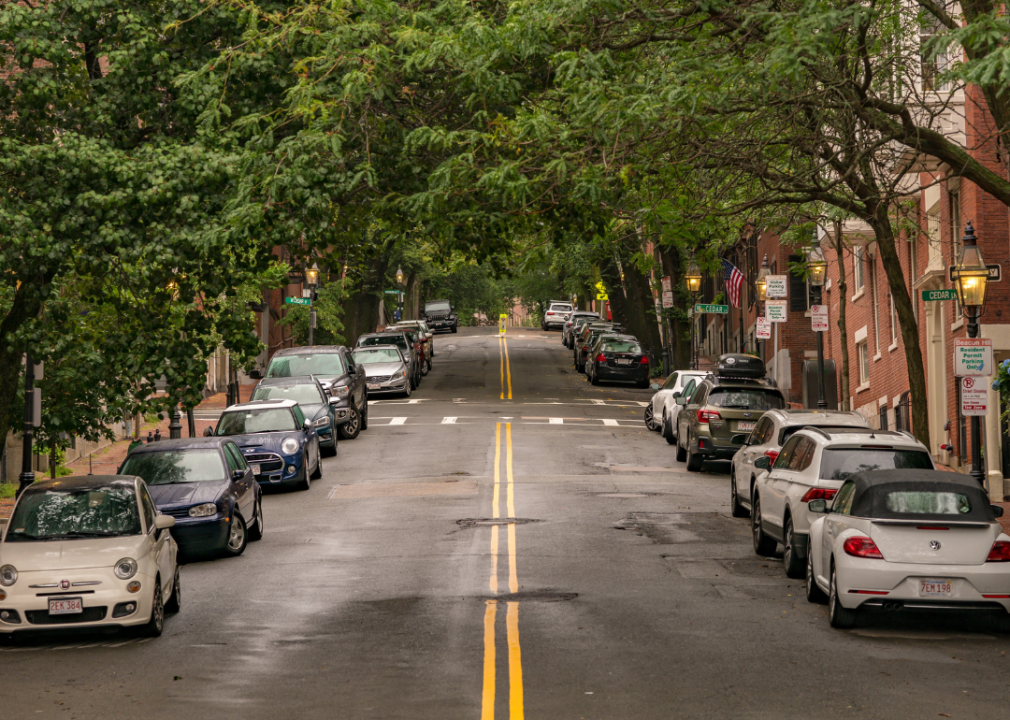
351,346,412,398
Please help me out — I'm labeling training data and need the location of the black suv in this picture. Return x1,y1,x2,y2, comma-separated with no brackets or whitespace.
422,299,458,333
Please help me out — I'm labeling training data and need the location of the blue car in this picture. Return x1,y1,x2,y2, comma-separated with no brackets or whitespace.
207,399,322,490
118,438,263,558
250,376,338,457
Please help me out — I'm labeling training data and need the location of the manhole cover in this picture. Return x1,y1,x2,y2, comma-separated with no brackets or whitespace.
457,518,539,528
483,590,578,602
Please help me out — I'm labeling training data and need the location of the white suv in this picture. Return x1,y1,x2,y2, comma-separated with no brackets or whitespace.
730,410,869,518
543,302,573,331
649,370,707,435
750,427,934,579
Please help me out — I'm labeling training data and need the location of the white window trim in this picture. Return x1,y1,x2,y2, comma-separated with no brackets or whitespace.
854,325,868,344
853,247,865,292
870,258,881,354
951,318,964,332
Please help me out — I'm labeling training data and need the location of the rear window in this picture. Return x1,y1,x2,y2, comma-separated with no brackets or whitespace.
360,335,408,350
550,304,572,312
707,389,784,411
885,491,971,515
603,341,642,354
820,448,933,480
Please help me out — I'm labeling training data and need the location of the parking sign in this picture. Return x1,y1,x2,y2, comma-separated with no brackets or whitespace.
960,376,988,416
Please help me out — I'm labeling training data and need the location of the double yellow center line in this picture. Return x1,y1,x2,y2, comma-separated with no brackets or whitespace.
498,337,512,400
481,423,524,720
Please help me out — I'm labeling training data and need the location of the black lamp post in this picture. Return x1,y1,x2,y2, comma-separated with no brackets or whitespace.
395,266,405,321
755,254,770,363
685,263,702,370
305,263,320,346
806,245,828,410
951,221,989,487
169,404,182,440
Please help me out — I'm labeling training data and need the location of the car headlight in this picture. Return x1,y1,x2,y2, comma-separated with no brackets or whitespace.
0,565,17,586
392,370,406,380
113,558,138,581
313,416,330,428
189,503,217,518
331,385,349,399
282,437,300,455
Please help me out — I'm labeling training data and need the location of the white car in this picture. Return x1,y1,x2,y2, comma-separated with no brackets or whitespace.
647,370,707,433
0,475,180,637
542,301,573,331
806,469,1010,630
751,428,933,579
729,409,870,518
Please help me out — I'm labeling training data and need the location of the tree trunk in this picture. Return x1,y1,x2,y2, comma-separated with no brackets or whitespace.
659,248,693,369
621,252,664,365
599,256,630,329
832,221,851,411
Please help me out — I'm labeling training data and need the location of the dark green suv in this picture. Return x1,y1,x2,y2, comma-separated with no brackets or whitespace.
673,368,785,472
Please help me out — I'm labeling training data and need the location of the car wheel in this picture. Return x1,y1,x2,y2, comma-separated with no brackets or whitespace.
422,360,429,376
806,550,827,604
451,325,457,334
590,369,599,385
165,566,182,613
426,357,432,374
248,495,264,541
310,448,322,480
686,449,703,472
321,434,337,458
409,372,418,390
730,473,749,518
675,432,687,462
783,516,804,578
644,405,659,432
143,580,165,637
751,494,777,556
636,379,649,389
338,405,361,440
829,562,859,629
361,401,369,430
402,381,412,399
663,414,677,445
223,513,248,556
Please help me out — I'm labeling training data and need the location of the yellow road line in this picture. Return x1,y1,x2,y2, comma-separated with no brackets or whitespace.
506,424,515,518
503,338,512,399
499,337,505,399
481,600,497,720
507,602,525,720
493,423,502,519
490,525,499,595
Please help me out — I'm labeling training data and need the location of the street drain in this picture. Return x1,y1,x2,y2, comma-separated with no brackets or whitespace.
484,590,578,602
457,518,539,528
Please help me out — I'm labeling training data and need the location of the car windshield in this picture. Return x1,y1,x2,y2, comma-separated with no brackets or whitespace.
121,450,225,485
885,491,971,515
5,486,141,541
707,389,784,410
353,349,402,364
779,424,865,446
820,448,933,480
360,335,408,350
602,341,642,354
426,302,451,313
266,353,343,378
217,408,297,435
251,384,324,405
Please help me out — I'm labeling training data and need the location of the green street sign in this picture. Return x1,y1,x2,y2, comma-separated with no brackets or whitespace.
922,289,957,302
284,297,312,306
384,289,400,295
695,303,729,315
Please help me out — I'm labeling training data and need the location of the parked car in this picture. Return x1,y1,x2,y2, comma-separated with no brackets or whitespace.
563,311,600,348
674,355,786,472
395,327,430,375
391,319,434,358
751,427,934,579
0,475,179,637
566,315,598,349
585,335,651,388
352,345,413,397
542,301,573,331
357,332,421,389
260,346,368,440
648,370,708,434
728,409,870,518
421,299,458,333
806,469,1010,630
207,399,321,491
119,438,263,558
251,376,338,456
573,322,622,372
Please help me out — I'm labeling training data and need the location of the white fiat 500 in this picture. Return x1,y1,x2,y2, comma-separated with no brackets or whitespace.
806,469,1010,630
0,475,179,637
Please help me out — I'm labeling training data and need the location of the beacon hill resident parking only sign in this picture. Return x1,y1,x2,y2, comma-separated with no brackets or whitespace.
954,338,992,377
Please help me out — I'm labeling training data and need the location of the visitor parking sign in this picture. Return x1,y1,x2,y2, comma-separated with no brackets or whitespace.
954,338,992,377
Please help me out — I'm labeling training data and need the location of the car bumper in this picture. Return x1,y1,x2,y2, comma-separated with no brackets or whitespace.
595,365,650,381
366,380,411,395
171,518,231,553
253,456,305,485
318,426,335,448
427,320,456,331
691,435,742,460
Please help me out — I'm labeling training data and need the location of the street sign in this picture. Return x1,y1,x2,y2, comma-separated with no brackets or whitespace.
661,276,672,294
948,264,1001,283
922,288,957,302
953,338,992,376
766,300,787,323
595,281,609,301
960,376,988,416
661,291,674,308
384,289,400,295
302,288,313,299
499,313,507,334
695,304,729,315
766,275,788,299
284,297,311,306
811,304,828,332
756,316,771,339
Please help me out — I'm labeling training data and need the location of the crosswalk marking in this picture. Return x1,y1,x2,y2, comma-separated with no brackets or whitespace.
549,417,563,424
602,419,619,426
442,417,457,424
389,417,407,425
592,399,606,405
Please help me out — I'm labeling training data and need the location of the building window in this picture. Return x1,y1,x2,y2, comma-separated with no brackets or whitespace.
920,17,946,92
879,404,888,431
853,247,864,291
890,294,898,344
858,342,870,385
927,206,942,268
871,259,881,354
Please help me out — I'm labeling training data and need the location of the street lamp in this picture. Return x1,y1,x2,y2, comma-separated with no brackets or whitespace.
685,263,702,370
755,254,770,364
395,266,405,321
806,245,828,410
952,221,989,487
306,263,320,347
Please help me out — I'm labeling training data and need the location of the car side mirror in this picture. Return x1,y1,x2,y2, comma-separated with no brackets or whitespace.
808,499,828,514
676,396,687,406
249,369,262,380
731,434,748,445
328,397,339,405
303,419,313,431
992,505,1005,518
154,515,176,530
673,391,682,398
203,427,214,437
754,456,770,470
650,383,660,390
233,469,245,480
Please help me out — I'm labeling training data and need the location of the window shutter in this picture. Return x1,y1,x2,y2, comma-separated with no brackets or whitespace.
788,256,807,312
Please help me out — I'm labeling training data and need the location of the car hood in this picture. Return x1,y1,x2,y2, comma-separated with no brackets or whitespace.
148,481,227,508
0,536,146,572
361,362,405,377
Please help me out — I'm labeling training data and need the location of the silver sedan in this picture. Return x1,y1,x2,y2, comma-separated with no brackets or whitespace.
351,346,413,398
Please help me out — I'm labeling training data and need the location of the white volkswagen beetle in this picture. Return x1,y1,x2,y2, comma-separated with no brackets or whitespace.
0,475,179,637
806,469,1010,630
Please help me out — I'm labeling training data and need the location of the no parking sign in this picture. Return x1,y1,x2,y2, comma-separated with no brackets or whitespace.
960,376,988,416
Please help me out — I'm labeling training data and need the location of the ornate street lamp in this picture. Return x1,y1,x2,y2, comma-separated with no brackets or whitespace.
951,221,988,487
755,254,770,303
305,263,320,347
685,263,702,369
806,246,828,409
395,266,405,321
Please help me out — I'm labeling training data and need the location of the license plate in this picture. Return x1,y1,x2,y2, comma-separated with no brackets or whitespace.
49,597,83,615
616,359,632,365
737,421,756,432
250,464,261,476
919,579,952,597
368,383,381,391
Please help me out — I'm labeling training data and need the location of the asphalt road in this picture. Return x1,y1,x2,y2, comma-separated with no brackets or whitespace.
3,326,1010,719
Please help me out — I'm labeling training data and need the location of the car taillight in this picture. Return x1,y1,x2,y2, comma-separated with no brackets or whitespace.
843,536,884,559
640,356,649,364
596,354,607,362
547,311,554,315
764,450,779,465
582,346,590,352
986,541,1010,562
800,488,838,503
697,409,721,423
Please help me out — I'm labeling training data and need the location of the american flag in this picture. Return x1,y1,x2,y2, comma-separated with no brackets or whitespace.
721,259,744,308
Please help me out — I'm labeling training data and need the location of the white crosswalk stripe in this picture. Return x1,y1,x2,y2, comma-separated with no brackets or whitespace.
602,419,619,426
442,417,457,424
389,417,407,425
549,417,563,424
